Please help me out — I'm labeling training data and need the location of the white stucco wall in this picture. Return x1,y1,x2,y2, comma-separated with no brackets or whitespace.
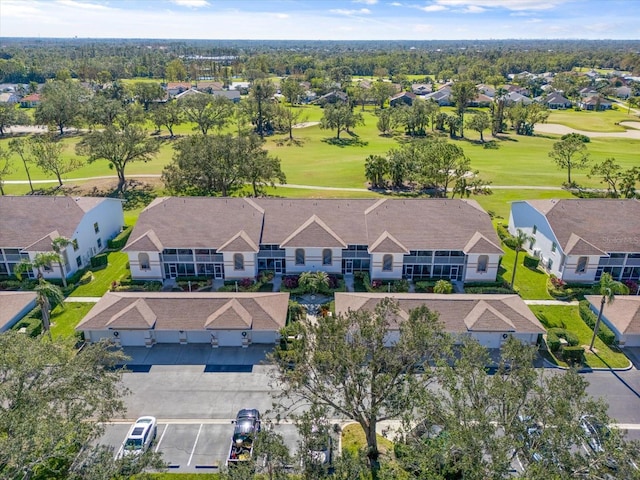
370,252,404,279
560,254,600,283
223,252,258,280
284,247,343,274
464,253,501,282
128,251,163,280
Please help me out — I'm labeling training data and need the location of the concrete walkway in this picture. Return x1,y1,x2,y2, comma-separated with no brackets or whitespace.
523,299,579,306
65,296,101,303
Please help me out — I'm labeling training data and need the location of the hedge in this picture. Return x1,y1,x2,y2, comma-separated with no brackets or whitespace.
90,253,108,269
464,281,515,294
547,327,579,352
562,346,585,363
107,226,133,250
523,255,539,269
579,300,616,346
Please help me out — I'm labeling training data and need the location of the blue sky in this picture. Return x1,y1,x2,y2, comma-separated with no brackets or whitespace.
1,0,638,40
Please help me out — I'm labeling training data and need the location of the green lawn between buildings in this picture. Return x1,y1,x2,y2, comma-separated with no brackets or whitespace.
69,251,130,297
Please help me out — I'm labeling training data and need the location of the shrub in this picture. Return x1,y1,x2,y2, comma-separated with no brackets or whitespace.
434,280,453,294
79,271,94,285
578,300,616,346
523,255,539,269
464,280,515,294
562,346,585,363
547,327,580,352
107,226,133,250
496,223,511,241
90,253,108,269
546,329,561,352
0,279,23,291
282,276,299,290
414,281,436,293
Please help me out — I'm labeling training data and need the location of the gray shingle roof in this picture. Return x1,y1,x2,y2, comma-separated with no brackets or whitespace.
124,198,501,254
335,293,545,334
585,295,640,335
526,199,640,253
76,292,290,332
0,196,110,249
0,291,37,330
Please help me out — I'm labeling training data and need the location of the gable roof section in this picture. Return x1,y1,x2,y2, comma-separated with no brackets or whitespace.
526,199,640,253
585,295,640,335
76,292,289,332
0,196,108,250
369,231,409,254
280,214,347,248
564,233,606,256
23,230,60,252
123,229,164,252
205,298,252,329
218,230,259,253
106,299,157,329
334,293,544,335
463,231,503,255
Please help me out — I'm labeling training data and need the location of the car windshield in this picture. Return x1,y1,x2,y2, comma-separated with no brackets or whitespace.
124,438,143,450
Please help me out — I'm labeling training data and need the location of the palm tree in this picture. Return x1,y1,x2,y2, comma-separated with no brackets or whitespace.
14,251,64,281
299,271,329,295
34,279,65,341
510,229,535,289
51,237,73,287
589,273,628,351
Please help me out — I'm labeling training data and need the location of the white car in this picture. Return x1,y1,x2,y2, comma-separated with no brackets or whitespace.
118,416,157,459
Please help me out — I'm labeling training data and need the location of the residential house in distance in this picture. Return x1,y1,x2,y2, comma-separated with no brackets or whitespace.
124,198,503,284
476,84,495,98
389,91,416,107
76,291,289,347
578,95,612,111
411,83,432,96
195,80,224,92
165,82,192,97
469,93,493,107
424,85,453,106
335,293,545,348
0,292,37,332
501,91,532,106
19,93,41,108
537,92,572,110
0,92,19,104
584,295,640,347
0,196,124,281
509,199,640,284
614,86,632,99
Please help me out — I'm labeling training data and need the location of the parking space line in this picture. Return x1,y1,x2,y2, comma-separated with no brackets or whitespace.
187,423,203,466
155,423,169,453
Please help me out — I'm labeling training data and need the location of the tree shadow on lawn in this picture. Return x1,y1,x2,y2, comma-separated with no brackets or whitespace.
321,136,369,148
274,136,307,147
492,133,519,142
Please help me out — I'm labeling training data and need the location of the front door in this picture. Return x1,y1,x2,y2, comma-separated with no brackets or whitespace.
214,264,224,279
273,259,284,274
405,265,414,279
344,260,353,274
450,265,459,280
168,264,178,278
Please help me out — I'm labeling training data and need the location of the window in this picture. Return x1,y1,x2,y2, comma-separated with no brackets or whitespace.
382,254,393,271
532,225,537,234
138,253,150,270
97,238,102,249
234,253,244,270
94,222,100,234
477,255,488,273
76,256,82,268
547,258,553,270
43,263,52,272
72,239,79,251
529,239,535,249
576,256,588,274
295,249,305,265
322,249,332,265
551,242,557,253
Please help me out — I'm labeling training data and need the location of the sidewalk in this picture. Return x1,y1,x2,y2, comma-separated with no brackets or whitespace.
65,296,101,303
523,299,579,306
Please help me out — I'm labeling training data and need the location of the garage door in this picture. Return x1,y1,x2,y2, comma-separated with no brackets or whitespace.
116,330,148,346
471,332,503,349
209,330,243,347
622,335,640,347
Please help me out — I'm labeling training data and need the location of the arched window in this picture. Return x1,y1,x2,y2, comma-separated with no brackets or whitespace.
234,253,244,270
382,254,393,271
322,249,332,265
576,256,588,274
477,255,488,273
138,253,150,270
295,249,305,265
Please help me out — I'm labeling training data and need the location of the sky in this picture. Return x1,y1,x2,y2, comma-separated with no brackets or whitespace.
1,0,639,41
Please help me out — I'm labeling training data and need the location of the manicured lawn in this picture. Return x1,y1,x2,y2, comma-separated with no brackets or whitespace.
529,305,630,369
50,302,94,339
498,244,552,300
69,251,130,297
341,422,394,457
547,108,636,132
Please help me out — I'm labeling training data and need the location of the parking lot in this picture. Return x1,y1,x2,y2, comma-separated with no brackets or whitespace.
101,420,300,473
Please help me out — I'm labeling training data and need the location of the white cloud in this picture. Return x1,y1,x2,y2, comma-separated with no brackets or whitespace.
419,4,447,12
353,0,378,4
462,5,485,13
271,13,290,19
170,0,210,7
329,8,372,15
56,0,110,10
390,1,403,5
433,0,571,11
